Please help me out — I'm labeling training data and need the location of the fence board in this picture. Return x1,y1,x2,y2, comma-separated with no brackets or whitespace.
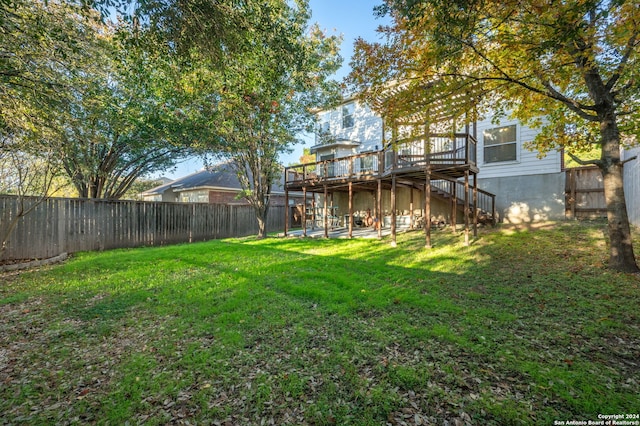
0,196,285,262
565,167,607,219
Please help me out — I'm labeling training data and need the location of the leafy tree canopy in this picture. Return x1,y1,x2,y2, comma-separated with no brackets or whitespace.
350,0,639,272
0,0,100,138
55,20,201,199
1,1,205,199
181,0,341,237
353,1,640,141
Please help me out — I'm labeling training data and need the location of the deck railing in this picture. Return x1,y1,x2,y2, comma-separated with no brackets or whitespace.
285,133,477,185
286,151,382,182
384,133,477,172
431,179,496,220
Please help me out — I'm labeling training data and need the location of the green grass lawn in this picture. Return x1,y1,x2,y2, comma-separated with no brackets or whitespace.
1,220,639,425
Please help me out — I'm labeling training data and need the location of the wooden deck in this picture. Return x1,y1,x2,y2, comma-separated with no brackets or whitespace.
283,132,495,246
285,133,479,193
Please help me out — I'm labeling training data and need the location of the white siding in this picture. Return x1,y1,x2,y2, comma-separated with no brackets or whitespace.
623,146,640,227
317,101,383,151
476,116,562,179
314,145,358,160
143,194,162,202
316,105,564,183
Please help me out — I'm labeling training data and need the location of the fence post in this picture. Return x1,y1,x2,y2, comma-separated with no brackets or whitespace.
230,205,235,238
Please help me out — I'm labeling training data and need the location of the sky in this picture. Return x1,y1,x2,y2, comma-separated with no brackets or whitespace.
163,0,389,180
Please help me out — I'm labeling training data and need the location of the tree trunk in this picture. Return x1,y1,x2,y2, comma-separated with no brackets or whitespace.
599,118,639,273
256,205,268,239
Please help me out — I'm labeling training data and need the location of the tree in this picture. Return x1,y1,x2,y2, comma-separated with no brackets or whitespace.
1,0,95,139
2,1,202,201
177,0,341,238
298,147,316,167
1,0,96,256
350,0,639,273
55,22,199,199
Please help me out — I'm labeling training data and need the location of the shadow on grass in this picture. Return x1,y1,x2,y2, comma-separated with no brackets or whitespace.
2,220,639,425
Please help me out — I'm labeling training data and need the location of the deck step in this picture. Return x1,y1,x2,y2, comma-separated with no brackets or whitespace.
430,183,495,224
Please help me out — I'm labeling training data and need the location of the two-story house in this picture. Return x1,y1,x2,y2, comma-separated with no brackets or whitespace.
284,97,566,244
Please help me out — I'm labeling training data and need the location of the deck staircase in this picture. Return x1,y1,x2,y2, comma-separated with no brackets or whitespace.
284,131,498,229
430,180,496,225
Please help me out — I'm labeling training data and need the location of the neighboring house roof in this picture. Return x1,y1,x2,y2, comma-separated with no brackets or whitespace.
141,163,286,197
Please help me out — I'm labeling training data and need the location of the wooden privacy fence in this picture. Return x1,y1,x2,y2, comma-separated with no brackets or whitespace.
565,166,607,219
0,195,285,262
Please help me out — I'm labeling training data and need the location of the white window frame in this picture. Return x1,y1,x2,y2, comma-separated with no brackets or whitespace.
180,190,208,203
318,112,330,133
483,124,518,164
342,102,354,129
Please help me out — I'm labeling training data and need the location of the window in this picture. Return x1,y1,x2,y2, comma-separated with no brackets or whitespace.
320,153,335,177
315,112,332,144
360,155,374,172
318,112,330,133
180,191,208,203
342,102,354,129
483,124,517,163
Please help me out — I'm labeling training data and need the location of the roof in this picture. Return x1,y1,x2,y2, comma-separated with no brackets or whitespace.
310,138,361,154
142,162,285,196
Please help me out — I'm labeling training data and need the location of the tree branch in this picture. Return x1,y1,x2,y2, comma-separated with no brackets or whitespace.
452,37,599,121
605,29,639,92
566,150,602,167
538,79,599,121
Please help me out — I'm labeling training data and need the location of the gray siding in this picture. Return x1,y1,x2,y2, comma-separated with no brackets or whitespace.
623,147,640,227
478,172,565,223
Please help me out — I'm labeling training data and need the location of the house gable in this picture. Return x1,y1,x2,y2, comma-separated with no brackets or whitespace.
141,162,300,205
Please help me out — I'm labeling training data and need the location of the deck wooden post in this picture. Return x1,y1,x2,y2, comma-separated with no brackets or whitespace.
377,179,383,239
323,184,329,238
391,174,397,247
302,187,307,237
392,120,398,170
348,182,353,238
425,169,432,248
330,192,335,231
409,187,414,229
424,124,432,247
464,170,470,246
464,122,469,164
284,188,289,237
451,181,457,233
473,173,478,237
